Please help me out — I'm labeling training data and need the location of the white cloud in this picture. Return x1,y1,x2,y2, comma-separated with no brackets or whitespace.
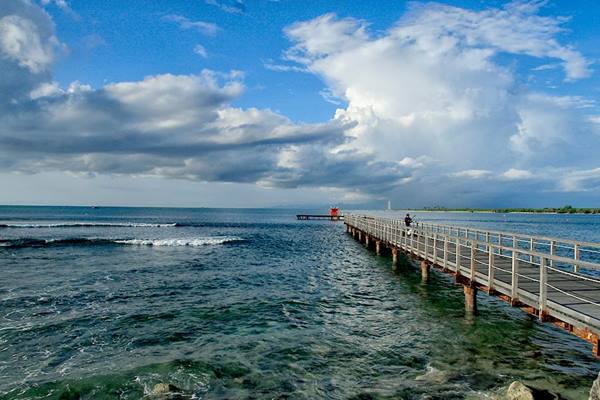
558,168,600,192
451,169,492,179
205,0,245,14
501,168,534,180
163,14,219,36
0,15,55,73
193,44,208,58
264,62,308,73
280,3,600,204
29,80,61,98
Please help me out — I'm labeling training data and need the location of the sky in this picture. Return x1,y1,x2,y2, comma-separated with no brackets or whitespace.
1,0,600,208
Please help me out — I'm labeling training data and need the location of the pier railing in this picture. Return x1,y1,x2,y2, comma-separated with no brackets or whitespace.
345,214,600,335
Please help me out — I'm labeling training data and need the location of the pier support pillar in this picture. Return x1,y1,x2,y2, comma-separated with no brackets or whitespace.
375,240,382,255
392,248,398,271
358,231,362,242
365,235,370,248
464,286,477,314
420,260,430,283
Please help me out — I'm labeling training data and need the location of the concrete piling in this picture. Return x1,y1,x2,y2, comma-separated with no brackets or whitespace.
375,240,381,255
392,248,398,271
420,260,430,283
464,286,477,314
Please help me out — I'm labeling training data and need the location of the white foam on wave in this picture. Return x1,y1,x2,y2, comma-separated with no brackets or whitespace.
114,237,243,246
0,222,177,228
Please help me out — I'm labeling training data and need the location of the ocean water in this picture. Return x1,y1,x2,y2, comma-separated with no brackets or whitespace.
1,206,599,399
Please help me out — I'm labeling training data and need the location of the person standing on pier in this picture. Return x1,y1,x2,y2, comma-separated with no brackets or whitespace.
404,213,413,227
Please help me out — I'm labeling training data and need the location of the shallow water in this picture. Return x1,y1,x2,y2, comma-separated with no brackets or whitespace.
0,206,599,399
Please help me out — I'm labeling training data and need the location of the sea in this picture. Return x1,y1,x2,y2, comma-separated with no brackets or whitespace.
1,206,599,399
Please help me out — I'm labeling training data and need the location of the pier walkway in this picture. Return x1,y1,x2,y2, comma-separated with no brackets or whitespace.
345,214,600,356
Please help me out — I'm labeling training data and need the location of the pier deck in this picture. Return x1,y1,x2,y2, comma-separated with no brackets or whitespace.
345,214,600,356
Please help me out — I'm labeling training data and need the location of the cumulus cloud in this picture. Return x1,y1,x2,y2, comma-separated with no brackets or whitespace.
280,1,600,204
0,71,356,184
0,0,61,106
2,0,600,205
0,0,412,199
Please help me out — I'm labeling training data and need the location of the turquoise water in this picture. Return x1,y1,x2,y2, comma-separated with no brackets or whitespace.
1,206,599,399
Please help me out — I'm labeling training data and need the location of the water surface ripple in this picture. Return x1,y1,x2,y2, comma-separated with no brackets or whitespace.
0,207,599,399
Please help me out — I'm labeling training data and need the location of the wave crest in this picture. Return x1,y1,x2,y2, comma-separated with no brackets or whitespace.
0,236,244,249
114,237,243,246
0,222,177,228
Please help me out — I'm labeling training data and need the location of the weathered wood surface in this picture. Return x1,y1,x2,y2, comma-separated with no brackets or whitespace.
345,214,600,353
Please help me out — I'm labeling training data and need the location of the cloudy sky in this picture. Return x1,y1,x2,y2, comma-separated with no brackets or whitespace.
1,0,600,208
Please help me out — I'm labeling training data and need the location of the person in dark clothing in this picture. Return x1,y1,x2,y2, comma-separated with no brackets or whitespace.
404,213,413,227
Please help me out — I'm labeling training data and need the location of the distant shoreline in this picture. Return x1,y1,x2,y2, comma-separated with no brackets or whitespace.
397,207,600,215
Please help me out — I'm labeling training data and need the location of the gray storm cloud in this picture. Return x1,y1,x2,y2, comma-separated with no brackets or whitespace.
0,0,411,197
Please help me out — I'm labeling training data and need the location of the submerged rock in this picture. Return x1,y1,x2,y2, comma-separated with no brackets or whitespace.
506,381,535,400
415,365,451,384
590,372,600,400
502,381,564,400
151,383,182,398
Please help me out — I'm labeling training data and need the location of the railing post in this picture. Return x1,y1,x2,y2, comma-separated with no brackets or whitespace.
529,238,534,262
488,245,495,291
456,238,461,275
499,234,503,256
485,232,490,252
470,241,476,282
574,243,580,273
511,249,519,305
433,234,438,264
539,256,548,320
443,236,449,270
423,230,429,260
550,240,556,267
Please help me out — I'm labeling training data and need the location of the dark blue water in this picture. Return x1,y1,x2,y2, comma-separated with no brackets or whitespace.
1,206,599,399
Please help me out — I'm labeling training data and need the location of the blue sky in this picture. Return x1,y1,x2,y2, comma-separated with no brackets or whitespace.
48,0,600,121
1,0,600,208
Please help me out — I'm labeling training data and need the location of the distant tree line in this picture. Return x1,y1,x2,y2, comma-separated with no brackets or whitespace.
420,205,600,214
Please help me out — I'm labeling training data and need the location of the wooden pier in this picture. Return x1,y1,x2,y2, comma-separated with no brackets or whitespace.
345,214,600,356
297,214,343,221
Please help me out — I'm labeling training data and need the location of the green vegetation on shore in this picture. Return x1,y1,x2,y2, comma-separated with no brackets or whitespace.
416,205,600,214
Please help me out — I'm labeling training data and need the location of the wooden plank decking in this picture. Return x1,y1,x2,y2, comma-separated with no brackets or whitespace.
345,214,600,355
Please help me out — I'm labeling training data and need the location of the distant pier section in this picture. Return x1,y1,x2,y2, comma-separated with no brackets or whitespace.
297,207,343,221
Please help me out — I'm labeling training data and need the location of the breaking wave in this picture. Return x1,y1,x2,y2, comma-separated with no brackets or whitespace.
0,236,245,249
114,237,244,246
0,222,177,228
